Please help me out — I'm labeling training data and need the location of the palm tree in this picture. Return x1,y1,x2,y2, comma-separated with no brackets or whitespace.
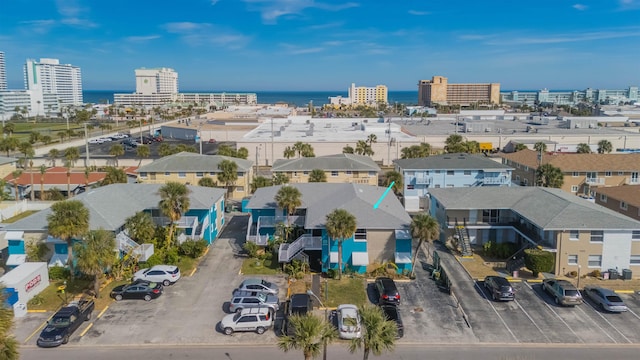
536,164,564,188
136,144,150,166
0,285,20,360
158,182,191,249
124,211,156,244
348,305,397,360
10,170,22,201
74,229,116,296
101,167,127,185
283,146,295,159
217,159,238,200
576,143,592,154
39,165,47,200
273,172,289,185
18,141,33,167
342,145,355,154
325,208,357,280
293,142,306,158
158,143,173,157
198,177,216,187
597,140,613,154
47,200,90,280
444,134,465,153
109,143,125,167
48,148,60,167
64,147,80,198
514,143,528,151
275,185,302,226
410,213,440,277
29,159,35,201
383,170,403,196
308,169,327,183
250,176,272,193
355,140,369,155
278,313,337,360
366,134,377,146
533,142,548,153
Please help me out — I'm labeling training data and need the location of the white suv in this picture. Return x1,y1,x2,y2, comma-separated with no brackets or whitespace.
220,307,273,335
133,265,181,286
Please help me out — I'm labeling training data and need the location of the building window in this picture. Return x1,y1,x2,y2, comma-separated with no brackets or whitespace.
196,172,204,177
369,171,376,176
140,172,148,178
210,172,215,176
588,255,602,267
406,171,414,176
524,166,529,172
331,171,338,177
600,194,607,202
570,186,578,193
435,170,441,174
618,171,625,176
447,170,454,176
237,172,244,177
464,170,471,176
303,171,309,175
590,230,604,243
236,186,244,192
631,255,640,265
568,255,578,265
572,172,579,177
569,230,579,240
434,184,441,188
523,179,528,185
406,185,414,190
621,202,628,210
515,175,520,182
346,171,352,175
633,231,640,241
605,171,612,177
354,229,367,242
178,172,186,178
165,172,171,176
446,184,454,188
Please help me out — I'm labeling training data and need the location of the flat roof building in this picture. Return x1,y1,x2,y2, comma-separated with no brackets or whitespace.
418,76,500,107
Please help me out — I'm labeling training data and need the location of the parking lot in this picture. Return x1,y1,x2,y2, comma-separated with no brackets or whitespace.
80,135,221,159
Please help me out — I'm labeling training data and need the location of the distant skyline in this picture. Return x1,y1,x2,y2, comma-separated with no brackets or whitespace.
1,0,639,91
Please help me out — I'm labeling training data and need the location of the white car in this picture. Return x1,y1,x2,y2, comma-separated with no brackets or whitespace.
236,278,279,295
133,265,181,286
220,307,273,335
100,137,112,142
336,304,362,339
88,138,104,144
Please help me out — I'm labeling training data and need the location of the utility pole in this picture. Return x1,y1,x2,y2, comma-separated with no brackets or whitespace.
84,123,90,167
387,119,391,166
271,118,274,167
255,145,259,178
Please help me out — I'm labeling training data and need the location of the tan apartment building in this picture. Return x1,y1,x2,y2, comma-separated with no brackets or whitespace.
418,76,500,107
136,152,253,200
500,149,640,196
271,154,380,186
593,185,640,222
0,156,17,180
429,187,640,278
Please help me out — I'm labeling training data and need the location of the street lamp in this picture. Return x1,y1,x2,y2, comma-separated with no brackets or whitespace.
306,290,328,360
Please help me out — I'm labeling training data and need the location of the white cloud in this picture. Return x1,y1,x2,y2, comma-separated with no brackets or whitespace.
572,4,588,11
243,0,359,24
211,0,220,5
125,35,161,42
54,0,97,28
489,29,640,45
19,20,56,34
60,18,98,28
408,10,430,16
163,22,250,49
619,0,640,10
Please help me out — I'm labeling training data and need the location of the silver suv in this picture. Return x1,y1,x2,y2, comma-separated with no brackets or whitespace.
542,279,583,306
229,290,279,313
220,307,273,335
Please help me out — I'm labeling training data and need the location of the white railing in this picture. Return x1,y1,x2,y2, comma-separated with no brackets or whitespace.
585,177,605,185
414,176,431,185
482,176,509,185
116,231,139,252
152,216,198,228
247,234,269,246
278,234,322,263
258,215,304,228
197,216,210,236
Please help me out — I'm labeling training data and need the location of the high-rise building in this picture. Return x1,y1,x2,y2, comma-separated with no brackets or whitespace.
349,83,388,105
418,76,500,107
24,58,83,108
135,67,178,95
0,51,7,91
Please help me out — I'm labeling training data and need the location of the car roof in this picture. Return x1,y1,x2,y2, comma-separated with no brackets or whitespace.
555,279,575,287
290,293,311,307
337,304,358,316
587,286,617,295
487,276,511,285
150,265,178,271
239,306,271,315
242,278,268,286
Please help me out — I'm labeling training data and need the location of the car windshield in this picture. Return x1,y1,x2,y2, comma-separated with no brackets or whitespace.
565,289,579,296
232,313,242,322
169,268,179,274
257,293,267,302
606,295,623,303
50,317,70,327
500,286,513,292
261,280,272,287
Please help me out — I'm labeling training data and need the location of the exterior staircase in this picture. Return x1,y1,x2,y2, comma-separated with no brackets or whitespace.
278,234,322,263
455,218,473,257
116,231,154,262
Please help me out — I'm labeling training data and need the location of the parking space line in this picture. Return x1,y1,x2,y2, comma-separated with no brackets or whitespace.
626,308,640,321
513,299,551,343
23,313,54,344
580,301,631,344
523,282,585,343
473,281,519,343
97,306,109,319
80,323,93,337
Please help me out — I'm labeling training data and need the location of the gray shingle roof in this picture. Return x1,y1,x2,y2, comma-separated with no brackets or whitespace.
246,183,410,230
5,184,225,232
0,156,18,166
429,187,640,230
272,154,381,172
136,152,253,173
394,153,513,171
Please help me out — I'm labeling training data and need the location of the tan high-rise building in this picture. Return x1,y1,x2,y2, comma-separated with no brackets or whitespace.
418,76,500,107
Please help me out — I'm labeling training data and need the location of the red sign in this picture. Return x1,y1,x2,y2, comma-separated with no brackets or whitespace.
25,274,41,293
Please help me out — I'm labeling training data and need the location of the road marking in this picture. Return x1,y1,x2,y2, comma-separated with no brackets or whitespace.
23,313,54,344
474,280,519,343
625,307,640,321
97,306,109,319
580,299,631,343
189,267,197,277
513,298,551,343
79,323,93,337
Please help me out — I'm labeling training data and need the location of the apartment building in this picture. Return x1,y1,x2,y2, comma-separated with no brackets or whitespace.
593,185,640,222
0,51,6,91
328,83,388,107
501,87,639,106
500,149,640,195
418,76,500,107
271,154,380,186
24,58,83,106
135,67,178,95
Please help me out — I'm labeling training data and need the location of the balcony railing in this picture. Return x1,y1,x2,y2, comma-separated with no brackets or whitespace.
258,215,305,228
585,177,605,185
278,234,322,263
152,216,199,228
414,176,432,185
482,176,510,185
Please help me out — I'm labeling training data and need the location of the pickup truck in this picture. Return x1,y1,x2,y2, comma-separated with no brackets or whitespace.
37,298,95,347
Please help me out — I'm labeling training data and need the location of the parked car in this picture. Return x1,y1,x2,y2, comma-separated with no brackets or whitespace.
483,276,515,301
336,304,362,339
110,280,163,301
99,137,112,142
133,265,181,286
88,138,104,144
220,307,274,335
208,138,216,143
583,286,628,312
285,293,312,336
37,298,94,347
229,290,280,313
542,279,583,306
236,278,279,295
380,304,404,338
375,277,400,305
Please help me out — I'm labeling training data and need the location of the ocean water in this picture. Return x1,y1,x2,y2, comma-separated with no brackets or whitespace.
82,90,420,107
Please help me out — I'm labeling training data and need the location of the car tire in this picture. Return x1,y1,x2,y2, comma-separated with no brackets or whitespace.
256,326,266,335
144,295,152,301
115,294,123,301
62,335,69,344
163,280,171,286
492,292,497,301
224,327,233,335
235,308,243,313
554,297,560,305
85,312,92,321
600,303,606,311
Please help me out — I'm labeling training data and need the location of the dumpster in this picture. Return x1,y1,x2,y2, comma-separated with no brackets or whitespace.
608,269,619,280
622,269,632,280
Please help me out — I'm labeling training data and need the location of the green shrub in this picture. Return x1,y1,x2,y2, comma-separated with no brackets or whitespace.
327,268,338,279
164,247,179,264
178,240,208,258
523,248,555,277
483,240,519,259
590,269,602,278
243,241,260,258
49,266,70,280
28,294,44,306
26,242,49,262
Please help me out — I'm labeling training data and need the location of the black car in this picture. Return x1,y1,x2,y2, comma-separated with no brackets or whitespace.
380,304,404,338
483,276,515,301
375,277,400,305
285,293,313,336
110,280,163,301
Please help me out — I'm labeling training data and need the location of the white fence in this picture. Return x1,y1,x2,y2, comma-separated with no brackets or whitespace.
0,200,54,222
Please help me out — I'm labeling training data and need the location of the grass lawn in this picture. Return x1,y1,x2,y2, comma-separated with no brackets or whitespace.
241,254,281,275
27,277,127,312
1,210,39,223
322,277,367,308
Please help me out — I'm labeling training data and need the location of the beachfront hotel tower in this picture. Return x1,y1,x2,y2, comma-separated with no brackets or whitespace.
418,75,500,107
0,51,6,91
24,58,83,106
135,67,179,95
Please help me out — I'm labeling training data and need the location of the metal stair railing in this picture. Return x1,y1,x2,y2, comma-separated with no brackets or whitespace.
278,234,322,263
455,218,473,257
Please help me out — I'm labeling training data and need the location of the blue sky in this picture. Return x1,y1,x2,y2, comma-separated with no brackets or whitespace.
1,0,639,91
